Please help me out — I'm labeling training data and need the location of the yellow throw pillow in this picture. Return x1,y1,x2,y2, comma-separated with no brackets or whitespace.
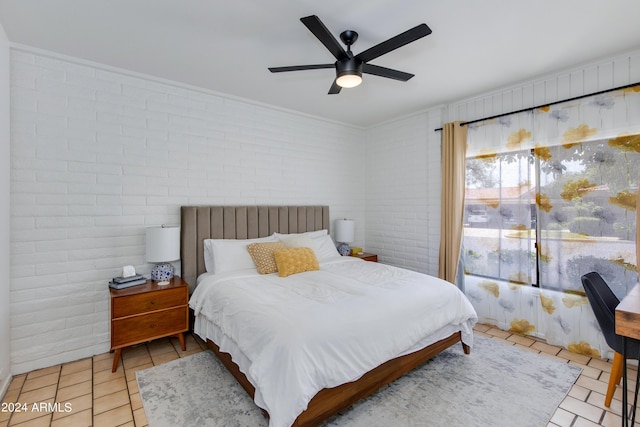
273,247,320,278
247,241,286,274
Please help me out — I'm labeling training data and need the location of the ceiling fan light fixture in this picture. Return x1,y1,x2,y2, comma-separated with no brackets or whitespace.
268,16,432,94
336,73,362,88
336,58,363,88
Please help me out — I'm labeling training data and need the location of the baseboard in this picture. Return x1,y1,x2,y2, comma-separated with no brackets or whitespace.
0,367,11,400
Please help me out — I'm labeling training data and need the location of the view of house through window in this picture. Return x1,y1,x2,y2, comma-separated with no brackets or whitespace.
463,136,639,299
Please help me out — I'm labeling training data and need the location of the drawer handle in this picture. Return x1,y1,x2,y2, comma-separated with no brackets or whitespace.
150,300,155,305
150,323,155,328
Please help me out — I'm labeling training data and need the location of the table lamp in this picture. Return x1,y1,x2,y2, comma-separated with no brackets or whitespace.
335,219,355,256
146,225,180,284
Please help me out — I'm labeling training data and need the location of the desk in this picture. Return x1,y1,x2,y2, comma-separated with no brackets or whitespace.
615,283,640,427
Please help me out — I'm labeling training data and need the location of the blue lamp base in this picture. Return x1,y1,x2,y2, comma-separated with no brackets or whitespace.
337,243,351,256
151,262,174,281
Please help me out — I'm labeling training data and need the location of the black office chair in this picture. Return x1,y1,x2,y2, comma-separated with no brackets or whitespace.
581,272,640,407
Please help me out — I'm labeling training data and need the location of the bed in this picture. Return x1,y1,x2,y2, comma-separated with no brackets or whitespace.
181,205,478,427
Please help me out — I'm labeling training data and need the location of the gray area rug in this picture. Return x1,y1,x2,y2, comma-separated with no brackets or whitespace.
136,335,581,427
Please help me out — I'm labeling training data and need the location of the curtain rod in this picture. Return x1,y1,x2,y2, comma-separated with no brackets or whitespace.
433,81,640,132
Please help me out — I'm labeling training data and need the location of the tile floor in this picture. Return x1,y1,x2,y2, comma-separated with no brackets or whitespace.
0,324,637,427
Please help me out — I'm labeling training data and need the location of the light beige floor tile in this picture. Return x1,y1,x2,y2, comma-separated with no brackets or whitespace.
133,406,148,426
560,396,604,424
93,364,124,385
127,379,139,394
7,398,54,425
21,372,60,393
575,362,602,380
485,327,511,339
52,394,92,421
17,384,57,404
177,348,204,358
58,369,92,389
93,352,112,362
532,340,563,356
549,407,576,426
1,388,19,404
50,408,92,427
568,383,590,401
125,363,153,382
93,377,127,399
92,357,115,374
130,392,143,410
122,353,152,370
576,375,609,397
507,333,536,347
93,389,130,415
473,323,492,333
151,351,180,365
147,338,175,356
558,349,592,365
590,357,613,373
56,380,92,403
9,412,52,427
7,375,26,392
121,346,149,360
572,417,602,427
60,358,92,377
599,410,622,427
25,365,60,380
92,404,133,427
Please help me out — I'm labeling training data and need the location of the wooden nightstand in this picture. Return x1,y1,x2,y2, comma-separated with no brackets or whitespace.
110,276,189,372
350,252,378,262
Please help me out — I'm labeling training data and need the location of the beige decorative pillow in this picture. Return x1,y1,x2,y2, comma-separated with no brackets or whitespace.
247,241,286,274
273,247,320,278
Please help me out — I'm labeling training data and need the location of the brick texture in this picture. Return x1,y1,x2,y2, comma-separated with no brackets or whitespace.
10,50,365,373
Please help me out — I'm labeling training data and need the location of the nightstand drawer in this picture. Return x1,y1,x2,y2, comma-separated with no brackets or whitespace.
112,287,186,318
111,306,187,347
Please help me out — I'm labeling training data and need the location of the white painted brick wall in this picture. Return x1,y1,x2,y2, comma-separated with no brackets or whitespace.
364,109,443,276
0,23,11,397
10,49,365,374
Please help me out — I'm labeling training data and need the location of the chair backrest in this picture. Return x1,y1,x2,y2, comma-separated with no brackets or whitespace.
581,271,621,352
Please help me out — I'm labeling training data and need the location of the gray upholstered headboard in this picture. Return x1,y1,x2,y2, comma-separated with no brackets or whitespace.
180,205,330,291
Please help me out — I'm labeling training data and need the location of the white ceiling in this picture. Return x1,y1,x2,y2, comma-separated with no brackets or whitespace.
1,0,640,127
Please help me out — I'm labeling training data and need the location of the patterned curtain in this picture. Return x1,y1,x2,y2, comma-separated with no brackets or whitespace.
463,85,640,358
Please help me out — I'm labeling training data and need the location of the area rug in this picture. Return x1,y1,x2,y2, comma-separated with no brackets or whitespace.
136,335,582,427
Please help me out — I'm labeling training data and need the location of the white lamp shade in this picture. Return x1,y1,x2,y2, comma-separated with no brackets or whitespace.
335,219,355,243
146,226,180,263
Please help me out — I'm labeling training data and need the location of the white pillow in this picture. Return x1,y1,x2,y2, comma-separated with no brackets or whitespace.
281,235,315,249
273,229,328,240
278,231,340,262
204,235,277,274
313,234,341,261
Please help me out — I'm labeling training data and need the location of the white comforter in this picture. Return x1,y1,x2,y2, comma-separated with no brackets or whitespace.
190,257,478,427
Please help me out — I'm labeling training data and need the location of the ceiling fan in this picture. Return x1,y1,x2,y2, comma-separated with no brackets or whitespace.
268,15,432,94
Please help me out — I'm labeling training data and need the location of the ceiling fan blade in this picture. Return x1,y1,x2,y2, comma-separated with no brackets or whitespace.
301,15,349,61
363,63,414,81
328,79,342,95
269,64,334,73
356,23,431,63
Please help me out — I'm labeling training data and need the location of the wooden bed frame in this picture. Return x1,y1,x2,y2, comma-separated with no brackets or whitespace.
180,205,470,426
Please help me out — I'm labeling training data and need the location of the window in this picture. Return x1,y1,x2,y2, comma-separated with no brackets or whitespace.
463,136,639,298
